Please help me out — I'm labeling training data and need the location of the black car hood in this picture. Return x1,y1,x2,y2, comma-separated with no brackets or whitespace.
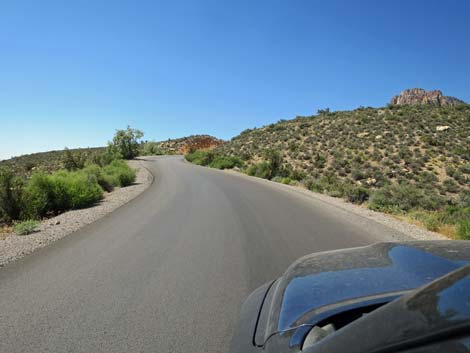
306,264,470,353
258,241,470,349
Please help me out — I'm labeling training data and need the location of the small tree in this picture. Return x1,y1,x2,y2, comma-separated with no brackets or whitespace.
109,126,144,160
63,147,86,171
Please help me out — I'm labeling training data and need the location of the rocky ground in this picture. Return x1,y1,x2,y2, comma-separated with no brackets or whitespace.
0,160,153,267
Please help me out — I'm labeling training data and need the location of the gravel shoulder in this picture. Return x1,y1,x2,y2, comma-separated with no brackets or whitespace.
0,160,153,266
223,169,447,242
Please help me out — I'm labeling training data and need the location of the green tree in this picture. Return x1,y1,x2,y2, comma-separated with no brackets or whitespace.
109,126,144,160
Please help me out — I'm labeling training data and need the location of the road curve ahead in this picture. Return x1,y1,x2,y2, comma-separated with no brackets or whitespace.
0,156,406,353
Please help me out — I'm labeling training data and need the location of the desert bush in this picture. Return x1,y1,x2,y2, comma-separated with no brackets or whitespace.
102,160,136,187
141,142,164,156
458,190,470,208
304,175,344,197
369,183,445,212
457,219,470,240
185,150,214,166
23,170,103,218
14,220,39,235
91,149,122,167
264,150,282,179
82,164,115,192
209,156,243,170
424,215,440,232
0,168,24,222
60,172,103,209
313,153,327,169
23,173,56,218
344,185,370,204
272,176,294,185
63,147,87,171
247,162,271,179
442,178,460,193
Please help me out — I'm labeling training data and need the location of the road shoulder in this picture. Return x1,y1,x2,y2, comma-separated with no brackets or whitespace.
221,168,447,242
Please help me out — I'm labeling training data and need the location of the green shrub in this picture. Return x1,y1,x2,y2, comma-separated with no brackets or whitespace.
23,172,56,218
290,169,307,181
281,177,293,185
457,219,470,240
14,220,39,235
23,170,103,218
458,190,470,208
49,172,75,212
0,168,24,222
272,176,293,185
82,164,115,192
369,183,445,212
304,178,323,193
209,156,243,169
90,149,122,167
442,178,460,193
327,189,344,198
264,150,282,179
63,148,86,171
55,171,103,209
185,150,214,166
247,162,271,179
102,160,136,187
424,215,440,232
141,142,164,156
345,185,370,204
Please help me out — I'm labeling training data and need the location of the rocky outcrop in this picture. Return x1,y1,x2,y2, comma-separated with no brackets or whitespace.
178,135,224,154
390,88,465,106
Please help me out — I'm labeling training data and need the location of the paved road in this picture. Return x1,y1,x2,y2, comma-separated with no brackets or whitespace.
0,156,405,353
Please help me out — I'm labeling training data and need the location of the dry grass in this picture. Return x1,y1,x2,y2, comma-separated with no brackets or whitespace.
0,225,13,241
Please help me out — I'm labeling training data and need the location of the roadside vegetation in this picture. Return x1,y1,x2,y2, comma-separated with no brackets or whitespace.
185,150,243,170
0,127,140,233
187,104,470,239
13,220,40,236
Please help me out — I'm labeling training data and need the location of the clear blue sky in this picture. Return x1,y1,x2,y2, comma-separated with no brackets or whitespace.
1,0,469,160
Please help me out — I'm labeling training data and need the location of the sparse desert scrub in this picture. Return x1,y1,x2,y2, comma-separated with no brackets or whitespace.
185,150,243,170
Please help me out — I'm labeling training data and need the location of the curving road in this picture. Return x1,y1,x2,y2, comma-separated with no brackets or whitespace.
0,156,406,353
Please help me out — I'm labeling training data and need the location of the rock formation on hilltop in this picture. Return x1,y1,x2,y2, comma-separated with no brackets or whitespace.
390,88,465,106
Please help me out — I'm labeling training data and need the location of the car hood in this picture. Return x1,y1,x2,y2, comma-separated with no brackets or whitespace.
258,241,470,349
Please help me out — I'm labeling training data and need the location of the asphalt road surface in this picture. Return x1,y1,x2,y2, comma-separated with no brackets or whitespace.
0,156,406,353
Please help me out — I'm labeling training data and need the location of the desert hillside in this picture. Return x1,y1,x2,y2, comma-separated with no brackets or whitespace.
217,103,469,198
